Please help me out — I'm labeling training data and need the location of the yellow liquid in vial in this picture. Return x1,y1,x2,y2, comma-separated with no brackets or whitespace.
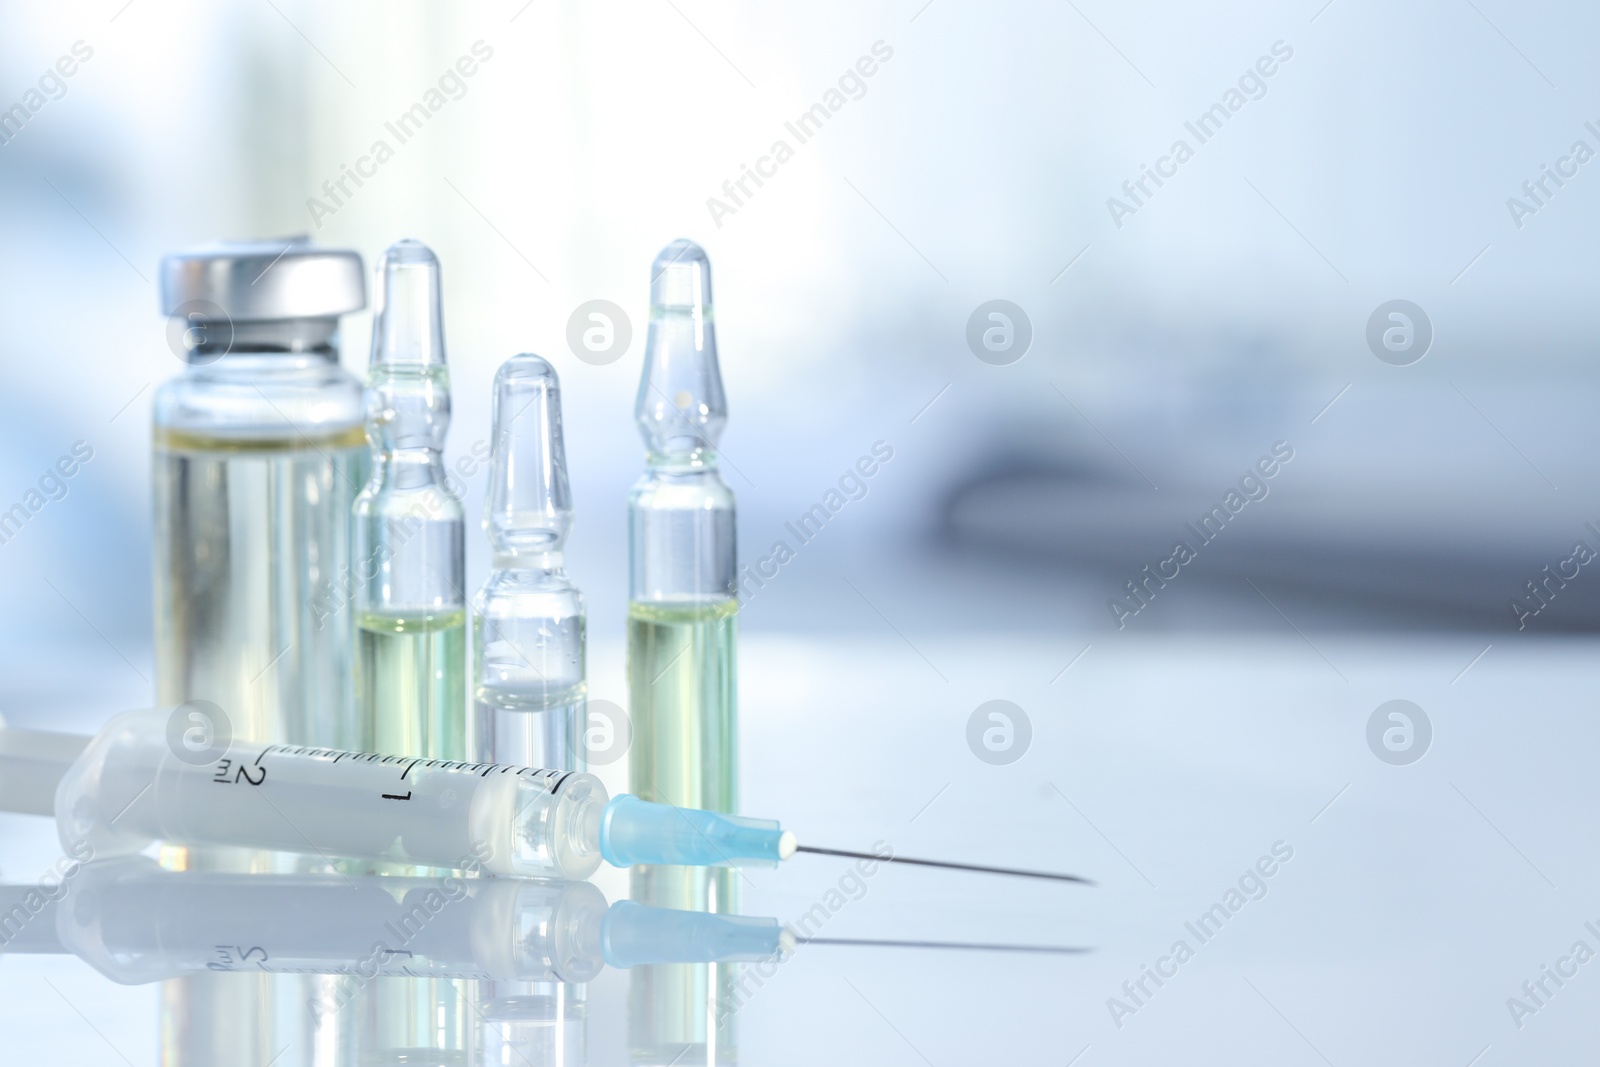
627,598,739,1065
153,426,367,748
358,609,468,762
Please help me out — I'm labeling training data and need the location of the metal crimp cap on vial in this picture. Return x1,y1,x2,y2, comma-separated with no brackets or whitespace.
159,237,366,321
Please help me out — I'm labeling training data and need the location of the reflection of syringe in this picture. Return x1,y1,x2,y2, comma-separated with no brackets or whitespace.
0,857,788,986
7,710,1091,884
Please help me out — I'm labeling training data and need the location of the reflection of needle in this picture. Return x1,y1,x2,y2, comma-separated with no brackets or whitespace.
800,937,1090,954
793,845,1094,886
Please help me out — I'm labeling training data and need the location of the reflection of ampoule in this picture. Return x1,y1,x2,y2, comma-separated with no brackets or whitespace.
627,239,740,1064
354,240,468,760
473,355,586,770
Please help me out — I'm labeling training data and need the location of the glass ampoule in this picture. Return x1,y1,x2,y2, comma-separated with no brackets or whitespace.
472,355,587,772
470,354,588,1065
626,239,740,1066
627,239,738,819
350,242,474,1064
353,240,467,760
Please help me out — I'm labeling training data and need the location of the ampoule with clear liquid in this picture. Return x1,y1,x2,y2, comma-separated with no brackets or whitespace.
627,239,740,1065
472,356,589,1065
353,240,467,760
473,354,587,771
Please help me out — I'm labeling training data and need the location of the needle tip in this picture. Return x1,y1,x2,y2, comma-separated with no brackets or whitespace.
794,844,1092,886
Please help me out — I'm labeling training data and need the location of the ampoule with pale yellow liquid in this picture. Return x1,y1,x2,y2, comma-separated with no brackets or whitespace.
627,239,741,1065
348,242,475,1065
354,239,467,759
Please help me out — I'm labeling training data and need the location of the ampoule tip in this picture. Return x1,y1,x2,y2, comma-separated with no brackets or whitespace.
371,238,446,367
486,353,570,555
650,238,712,312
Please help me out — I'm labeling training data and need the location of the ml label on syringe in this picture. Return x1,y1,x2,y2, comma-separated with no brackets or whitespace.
211,744,578,798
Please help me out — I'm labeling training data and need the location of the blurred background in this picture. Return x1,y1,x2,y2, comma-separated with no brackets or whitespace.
2,1,1599,1063
7,0,1600,661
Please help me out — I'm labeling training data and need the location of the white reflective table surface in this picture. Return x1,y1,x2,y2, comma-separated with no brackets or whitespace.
0,631,1590,1065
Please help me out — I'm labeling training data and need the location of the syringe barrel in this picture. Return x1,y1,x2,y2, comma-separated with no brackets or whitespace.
54,710,608,880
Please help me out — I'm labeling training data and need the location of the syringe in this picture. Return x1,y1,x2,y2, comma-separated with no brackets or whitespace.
7,709,1090,884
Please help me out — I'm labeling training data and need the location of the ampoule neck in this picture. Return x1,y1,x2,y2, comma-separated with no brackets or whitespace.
374,447,445,468
490,548,567,573
366,365,452,455
367,447,449,496
369,430,450,459
645,449,719,474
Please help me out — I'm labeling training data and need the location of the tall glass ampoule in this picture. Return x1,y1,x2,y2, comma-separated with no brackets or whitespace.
627,239,740,1065
473,354,589,1066
473,355,586,770
353,240,468,760
345,239,473,1064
